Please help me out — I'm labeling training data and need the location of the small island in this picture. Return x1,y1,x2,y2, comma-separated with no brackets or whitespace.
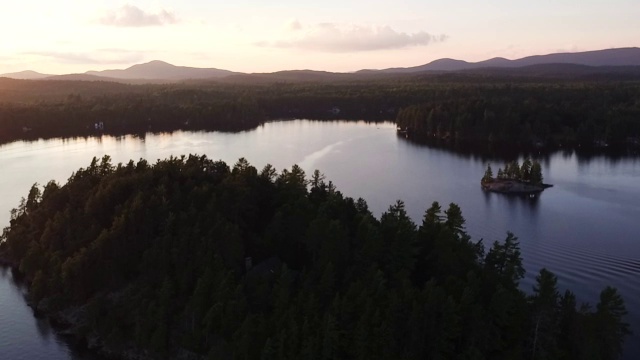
481,157,552,194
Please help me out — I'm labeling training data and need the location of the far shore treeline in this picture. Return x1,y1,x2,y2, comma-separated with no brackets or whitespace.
0,155,631,359
1,75,640,152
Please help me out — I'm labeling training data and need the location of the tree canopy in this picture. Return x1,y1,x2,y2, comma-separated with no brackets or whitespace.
1,76,640,152
0,155,631,359
489,158,544,185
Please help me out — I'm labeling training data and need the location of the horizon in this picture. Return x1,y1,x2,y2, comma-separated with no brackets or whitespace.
1,1,639,74
3,46,640,76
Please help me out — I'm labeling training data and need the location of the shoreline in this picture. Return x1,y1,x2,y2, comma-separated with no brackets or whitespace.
481,179,553,194
0,263,153,360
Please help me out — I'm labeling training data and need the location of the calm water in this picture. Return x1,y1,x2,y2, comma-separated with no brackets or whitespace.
1,120,639,359
0,267,100,360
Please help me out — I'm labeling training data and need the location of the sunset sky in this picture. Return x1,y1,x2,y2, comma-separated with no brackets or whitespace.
1,0,638,74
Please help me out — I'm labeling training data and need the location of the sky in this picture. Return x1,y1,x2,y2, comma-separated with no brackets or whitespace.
0,0,638,74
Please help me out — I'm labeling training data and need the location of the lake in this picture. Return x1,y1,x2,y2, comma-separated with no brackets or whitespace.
1,120,639,359
0,267,102,360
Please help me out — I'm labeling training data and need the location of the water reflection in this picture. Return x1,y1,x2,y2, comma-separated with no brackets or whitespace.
36,316,52,340
0,266,105,360
483,190,541,211
400,133,640,163
1,121,639,359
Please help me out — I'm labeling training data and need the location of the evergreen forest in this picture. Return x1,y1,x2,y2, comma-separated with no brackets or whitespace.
482,158,544,185
1,76,640,151
0,155,631,359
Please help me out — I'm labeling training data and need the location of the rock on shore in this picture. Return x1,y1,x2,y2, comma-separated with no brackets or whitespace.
481,179,552,194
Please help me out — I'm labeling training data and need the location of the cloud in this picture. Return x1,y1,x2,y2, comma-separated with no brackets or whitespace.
258,22,447,52
100,5,178,27
25,50,146,65
286,19,302,32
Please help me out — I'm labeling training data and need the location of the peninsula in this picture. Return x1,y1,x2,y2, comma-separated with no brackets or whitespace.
481,158,552,194
0,155,627,359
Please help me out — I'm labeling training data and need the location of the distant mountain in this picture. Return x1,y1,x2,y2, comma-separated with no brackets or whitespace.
360,58,471,74
4,47,640,84
0,70,52,80
44,74,121,82
85,60,238,80
368,47,640,73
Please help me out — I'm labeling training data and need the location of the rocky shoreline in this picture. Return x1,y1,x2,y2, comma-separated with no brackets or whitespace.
0,255,18,268
34,297,206,360
481,179,553,194
0,261,204,360
41,303,154,360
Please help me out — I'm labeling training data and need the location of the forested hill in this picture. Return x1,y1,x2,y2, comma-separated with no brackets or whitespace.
0,155,631,359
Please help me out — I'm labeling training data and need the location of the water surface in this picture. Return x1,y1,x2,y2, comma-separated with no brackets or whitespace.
1,120,638,358
0,267,99,360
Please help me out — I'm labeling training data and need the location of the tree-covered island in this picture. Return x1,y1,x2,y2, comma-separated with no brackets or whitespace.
481,157,552,194
0,155,630,359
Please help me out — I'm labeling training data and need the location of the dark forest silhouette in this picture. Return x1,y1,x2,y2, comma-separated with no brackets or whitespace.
0,155,631,359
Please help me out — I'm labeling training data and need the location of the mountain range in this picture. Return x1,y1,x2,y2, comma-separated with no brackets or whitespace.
2,47,640,82
361,47,640,73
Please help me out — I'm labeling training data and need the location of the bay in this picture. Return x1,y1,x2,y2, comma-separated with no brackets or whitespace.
1,119,639,359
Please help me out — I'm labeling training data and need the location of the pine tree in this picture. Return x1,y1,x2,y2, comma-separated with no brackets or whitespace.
595,287,631,360
423,201,443,226
484,232,525,288
482,164,494,183
557,290,579,359
530,161,543,185
521,157,533,181
529,268,560,360
444,203,466,237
